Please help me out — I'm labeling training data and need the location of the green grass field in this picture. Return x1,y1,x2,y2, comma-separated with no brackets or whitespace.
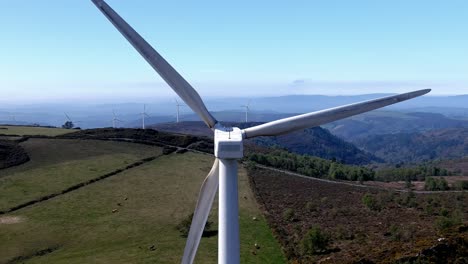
0,139,162,211
0,126,73,136
0,137,285,263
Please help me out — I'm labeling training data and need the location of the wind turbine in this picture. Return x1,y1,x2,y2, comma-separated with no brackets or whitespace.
141,104,150,129
64,113,82,127
241,100,251,123
112,110,124,128
175,98,185,123
91,1,431,263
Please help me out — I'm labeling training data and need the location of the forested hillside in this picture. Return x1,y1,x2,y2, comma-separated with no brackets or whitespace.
153,122,379,165
355,128,468,163
326,112,468,141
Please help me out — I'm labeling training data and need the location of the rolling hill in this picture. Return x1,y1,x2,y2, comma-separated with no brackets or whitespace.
325,111,468,141
0,125,466,263
354,128,468,164
0,126,285,263
152,122,380,165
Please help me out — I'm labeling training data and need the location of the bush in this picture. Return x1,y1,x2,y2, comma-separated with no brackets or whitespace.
454,181,468,190
389,225,402,241
282,208,296,222
425,177,449,191
435,210,463,232
305,201,318,212
398,191,418,208
362,193,381,211
176,213,213,237
301,226,331,255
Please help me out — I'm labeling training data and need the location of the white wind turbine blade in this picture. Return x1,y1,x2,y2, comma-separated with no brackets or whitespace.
64,113,72,121
182,159,219,264
91,0,217,128
242,89,430,139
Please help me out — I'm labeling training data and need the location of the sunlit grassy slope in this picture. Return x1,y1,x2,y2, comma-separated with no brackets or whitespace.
0,139,162,211
0,138,285,263
0,126,73,136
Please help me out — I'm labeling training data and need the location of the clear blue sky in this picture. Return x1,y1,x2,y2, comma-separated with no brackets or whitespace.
1,0,467,103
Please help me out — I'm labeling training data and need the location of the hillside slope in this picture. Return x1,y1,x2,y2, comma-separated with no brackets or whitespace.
248,166,468,263
325,112,468,141
152,122,380,165
355,128,468,164
0,131,285,263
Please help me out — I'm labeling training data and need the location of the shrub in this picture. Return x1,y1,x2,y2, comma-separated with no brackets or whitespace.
435,210,463,232
282,208,296,222
389,225,402,241
424,203,435,215
301,226,331,255
305,201,318,212
176,213,213,237
454,181,468,190
425,177,449,191
362,193,381,211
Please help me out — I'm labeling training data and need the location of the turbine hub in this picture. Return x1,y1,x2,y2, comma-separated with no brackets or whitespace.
214,126,243,159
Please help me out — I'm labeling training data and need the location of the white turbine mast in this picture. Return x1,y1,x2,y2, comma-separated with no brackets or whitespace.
175,98,185,123
112,110,124,128
241,100,251,123
91,1,431,263
141,104,150,129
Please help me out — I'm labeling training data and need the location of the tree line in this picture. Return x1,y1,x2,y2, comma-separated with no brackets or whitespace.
246,148,453,183
246,149,375,182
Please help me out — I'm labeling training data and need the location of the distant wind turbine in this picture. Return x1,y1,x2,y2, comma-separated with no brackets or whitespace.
92,1,431,263
64,113,82,127
112,110,124,128
141,104,150,129
175,99,185,123
240,100,251,123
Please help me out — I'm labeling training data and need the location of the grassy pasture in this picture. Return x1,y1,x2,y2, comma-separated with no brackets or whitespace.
0,139,162,212
0,143,285,263
0,126,73,136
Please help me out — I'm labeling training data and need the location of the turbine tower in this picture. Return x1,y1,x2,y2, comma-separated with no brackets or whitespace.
241,100,251,123
91,1,431,263
141,104,150,129
175,99,185,123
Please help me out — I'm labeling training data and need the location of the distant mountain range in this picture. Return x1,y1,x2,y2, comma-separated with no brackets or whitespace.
1,93,467,128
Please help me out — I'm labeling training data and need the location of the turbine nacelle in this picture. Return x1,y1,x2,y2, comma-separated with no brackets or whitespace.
214,126,243,159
